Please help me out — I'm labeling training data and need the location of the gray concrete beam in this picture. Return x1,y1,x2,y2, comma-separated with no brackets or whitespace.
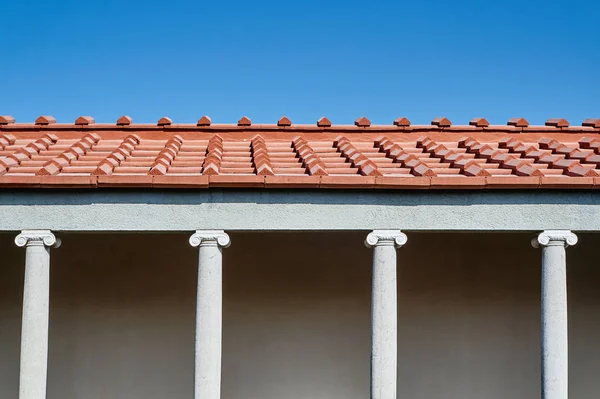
1,190,600,232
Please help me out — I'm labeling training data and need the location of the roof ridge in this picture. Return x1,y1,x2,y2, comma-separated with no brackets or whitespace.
1,115,599,130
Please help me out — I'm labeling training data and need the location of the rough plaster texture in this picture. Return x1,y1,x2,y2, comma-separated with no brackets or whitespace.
1,232,600,399
14,231,57,399
1,190,600,231
541,244,568,399
189,231,231,399
533,231,578,399
365,231,407,399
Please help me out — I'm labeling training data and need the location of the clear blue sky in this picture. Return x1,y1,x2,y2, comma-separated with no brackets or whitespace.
1,0,598,126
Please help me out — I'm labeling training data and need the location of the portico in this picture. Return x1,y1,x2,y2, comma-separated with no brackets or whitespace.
2,115,600,398
1,189,593,399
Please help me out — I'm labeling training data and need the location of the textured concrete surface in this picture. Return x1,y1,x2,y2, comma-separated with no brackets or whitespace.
1,232,600,399
533,231,578,399
14,230,59,399
366,231,407,399
189,231,230,399
1,190,600,231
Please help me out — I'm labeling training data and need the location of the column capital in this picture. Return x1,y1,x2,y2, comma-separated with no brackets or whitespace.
531,230,578,248
365,230,407,248
189,230,231,248
15,230,61,248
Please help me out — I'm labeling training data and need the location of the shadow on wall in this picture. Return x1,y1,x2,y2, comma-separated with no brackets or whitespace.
1,189,599,206
0,232,599,399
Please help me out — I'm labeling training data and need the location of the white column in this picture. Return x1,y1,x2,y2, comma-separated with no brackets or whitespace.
14,230,61,399
365,230,407,399
189,230,231,399
532,230,577,399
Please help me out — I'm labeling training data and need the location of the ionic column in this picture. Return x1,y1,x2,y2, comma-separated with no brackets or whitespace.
189,230,231,399
365,230,407,399
14,230,61,399
532,230,578,399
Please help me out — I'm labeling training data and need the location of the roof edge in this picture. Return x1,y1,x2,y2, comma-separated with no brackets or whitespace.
1,123,599,134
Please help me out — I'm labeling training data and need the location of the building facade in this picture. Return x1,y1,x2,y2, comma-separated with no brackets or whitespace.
1,115,600,399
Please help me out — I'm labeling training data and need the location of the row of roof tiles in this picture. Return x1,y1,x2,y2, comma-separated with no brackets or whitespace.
2,130,600,189
1,115,599,129
2,174,600,189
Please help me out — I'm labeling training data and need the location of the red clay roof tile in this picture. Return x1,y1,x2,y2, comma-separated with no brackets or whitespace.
317,117,332,127
277,116,292,127
40,175,97,188
197,116,212,126
157,117,172,126
209,174,264,188
469,118,489,127
75,116,95,125
251,136,275,176
540,176,594,188
201,135,223,175
354,116,371,127
35,116,56,125
292,136,328,176
117,115,133,125
430,176,486,189
546,118,570,128
508,117,529,127
334,136,381,176
485,176,541,188
0,134,16,149
264,175,320,188
0,116,15,125
431,117,451,127
152,175,209,188
238,116,251,126
149,136,183,175
1,116,600,189
582,118,600,128
374,176,430,189
97,174,153,187
320,175,376,189
393,117,411,127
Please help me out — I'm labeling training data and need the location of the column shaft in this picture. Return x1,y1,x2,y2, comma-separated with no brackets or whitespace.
189,230,230,399
371,244,398,399
533,230,577,399
196,242,223,399
541,244,568,399
20,244,50,399
15,230,60,399
366,230,406,399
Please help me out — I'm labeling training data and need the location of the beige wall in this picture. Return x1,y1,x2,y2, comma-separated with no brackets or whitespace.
1,231,599,399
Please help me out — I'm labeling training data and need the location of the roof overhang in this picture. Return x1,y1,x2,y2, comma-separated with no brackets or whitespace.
2,119,600,189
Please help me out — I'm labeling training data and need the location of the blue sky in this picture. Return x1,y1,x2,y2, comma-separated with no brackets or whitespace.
1,0,598,126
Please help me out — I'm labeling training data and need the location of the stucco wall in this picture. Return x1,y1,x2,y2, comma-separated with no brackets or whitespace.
1,232,599,399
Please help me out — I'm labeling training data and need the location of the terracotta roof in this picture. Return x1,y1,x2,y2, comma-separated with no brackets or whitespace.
1,115,600,189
